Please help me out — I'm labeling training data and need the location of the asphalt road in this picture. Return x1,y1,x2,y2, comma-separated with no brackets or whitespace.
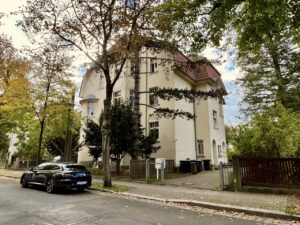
0,177,268,225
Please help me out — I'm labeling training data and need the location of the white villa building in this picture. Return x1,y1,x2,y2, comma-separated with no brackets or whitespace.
78,46,228,167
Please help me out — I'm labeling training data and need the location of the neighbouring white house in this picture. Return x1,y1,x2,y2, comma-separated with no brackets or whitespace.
7,133,18,165
78,45,228,167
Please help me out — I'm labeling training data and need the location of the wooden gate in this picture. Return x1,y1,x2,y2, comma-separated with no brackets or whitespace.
240,158,300,189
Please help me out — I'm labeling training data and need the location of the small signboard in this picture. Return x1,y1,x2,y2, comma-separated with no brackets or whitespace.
155,158,166,169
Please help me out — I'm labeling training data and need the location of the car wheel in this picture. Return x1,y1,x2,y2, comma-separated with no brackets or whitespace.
46,178,55,193
77,187,85,192
21,177,28,188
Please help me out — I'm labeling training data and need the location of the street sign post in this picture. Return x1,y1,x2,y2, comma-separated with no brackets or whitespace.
155,158,166,180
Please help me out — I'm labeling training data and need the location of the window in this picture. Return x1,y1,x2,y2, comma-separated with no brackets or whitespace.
213,110,218,129
197,140,204,156
65,165,87,172
44,164,61,170
149,121,159,139
34,163,46,170
129,89,135,105
99,74,104,89
209,83,217,91
113,91,122,102
149,87,159,106
219,100,224,117
114,63,121,77
150,58,158,73
130,64,137,76
218,145,222,158
87,103,94,116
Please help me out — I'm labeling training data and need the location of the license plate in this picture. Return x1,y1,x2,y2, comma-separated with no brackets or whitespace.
77,181,87,185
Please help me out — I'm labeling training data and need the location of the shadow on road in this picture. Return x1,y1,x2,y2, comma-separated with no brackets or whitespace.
24,185,93,195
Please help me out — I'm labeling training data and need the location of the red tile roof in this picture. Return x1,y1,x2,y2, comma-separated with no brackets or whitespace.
172,51,227,94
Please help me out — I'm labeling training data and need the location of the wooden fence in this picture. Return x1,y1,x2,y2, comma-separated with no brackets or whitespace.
240,158,300,189
130,159,175,179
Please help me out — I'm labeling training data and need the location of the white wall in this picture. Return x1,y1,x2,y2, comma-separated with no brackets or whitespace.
174,76,196,166
7,133,18,165
207,94,228,165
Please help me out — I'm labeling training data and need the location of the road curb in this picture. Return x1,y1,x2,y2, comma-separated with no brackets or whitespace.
89,188,300,221
0,174,20,179
166,199,300,221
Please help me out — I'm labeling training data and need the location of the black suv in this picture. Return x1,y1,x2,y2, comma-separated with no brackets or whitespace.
20,162,92,193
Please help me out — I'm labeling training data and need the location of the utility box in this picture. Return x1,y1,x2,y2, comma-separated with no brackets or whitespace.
155,158,166,169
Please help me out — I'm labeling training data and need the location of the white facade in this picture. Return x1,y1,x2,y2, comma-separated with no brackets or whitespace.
78,47,228,167
7,133,18,165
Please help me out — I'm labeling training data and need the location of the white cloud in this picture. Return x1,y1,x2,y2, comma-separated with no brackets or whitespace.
0,0,26,13
0,0,30,49
201,46,242,81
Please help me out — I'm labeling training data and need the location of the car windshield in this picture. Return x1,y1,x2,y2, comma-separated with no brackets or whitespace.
64,165,87,172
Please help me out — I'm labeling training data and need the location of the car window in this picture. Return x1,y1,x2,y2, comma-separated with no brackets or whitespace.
43,165,53,170
43,164,62,170
52,165,62,170
34,163,47,170
64,165,87,172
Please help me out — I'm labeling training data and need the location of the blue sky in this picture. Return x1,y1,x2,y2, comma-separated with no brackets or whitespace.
0,1,244,126
223,81,242,126
201,47,242,126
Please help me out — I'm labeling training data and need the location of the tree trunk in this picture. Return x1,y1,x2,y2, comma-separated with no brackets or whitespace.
65,89,75,162
131,50,141,160
37,82,51,164
116,159,121,176
102,87,113,187
267,42,287,108
37,119,45,164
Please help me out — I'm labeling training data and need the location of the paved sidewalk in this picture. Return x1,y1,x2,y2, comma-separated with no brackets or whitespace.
164,170,220,190
1,168,297,214
103,179,293,212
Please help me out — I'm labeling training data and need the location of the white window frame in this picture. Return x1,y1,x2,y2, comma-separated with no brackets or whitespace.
149,121,159,139
149,87,159,106
213,110,218,129
197,140,204,156
217,145,222,158
114,63,122,78
113,91,122,102
129,89,135,105
150,58,158,73
87,103,95,116
130,64,136,76
99,74,104,89
219,100,224,117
